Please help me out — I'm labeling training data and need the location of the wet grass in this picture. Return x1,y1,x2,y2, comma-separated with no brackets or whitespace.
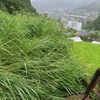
71,42,100,76
0,11,84,100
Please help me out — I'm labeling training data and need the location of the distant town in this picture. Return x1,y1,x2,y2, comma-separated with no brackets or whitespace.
42,8,99,27
41,8,100,43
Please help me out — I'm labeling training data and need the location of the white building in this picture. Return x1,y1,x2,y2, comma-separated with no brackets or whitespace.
67,21,82,30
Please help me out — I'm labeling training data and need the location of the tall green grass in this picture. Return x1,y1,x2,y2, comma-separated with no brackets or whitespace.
71,42,100,76
0,11,84,100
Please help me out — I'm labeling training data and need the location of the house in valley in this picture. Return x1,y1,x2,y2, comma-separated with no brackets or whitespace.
67,21,82,31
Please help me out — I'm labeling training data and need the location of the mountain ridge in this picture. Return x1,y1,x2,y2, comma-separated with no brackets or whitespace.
32,0,85,12
76,0,100,12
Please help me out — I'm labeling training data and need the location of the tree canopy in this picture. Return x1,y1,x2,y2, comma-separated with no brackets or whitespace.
0,0,37,14
92,15,100,31
85,15,100,31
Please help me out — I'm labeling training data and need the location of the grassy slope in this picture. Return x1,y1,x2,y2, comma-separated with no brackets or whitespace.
71,42,100,76
0,11,84,100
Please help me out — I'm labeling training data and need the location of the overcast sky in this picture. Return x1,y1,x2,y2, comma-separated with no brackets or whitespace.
31,0,95,12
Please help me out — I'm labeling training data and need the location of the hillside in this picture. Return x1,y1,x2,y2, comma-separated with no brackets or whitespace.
83,15,100,31
0,1,85,99
77,0,95,8
91,15,100,31
0,11,85,99
0,0,37,14
76,0,100,12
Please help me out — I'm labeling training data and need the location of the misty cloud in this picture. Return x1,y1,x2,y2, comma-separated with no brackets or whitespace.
32,0,82,10
31,0,96,12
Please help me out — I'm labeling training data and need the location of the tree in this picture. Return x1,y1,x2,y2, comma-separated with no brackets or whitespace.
0,0,37,14
92,15,100,31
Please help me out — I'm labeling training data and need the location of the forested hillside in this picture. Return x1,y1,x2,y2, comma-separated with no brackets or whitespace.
0,0,37,14
84,15,100,31
77,0,100,12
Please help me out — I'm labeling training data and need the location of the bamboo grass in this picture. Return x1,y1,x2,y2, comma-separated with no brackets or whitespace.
0,11,84,100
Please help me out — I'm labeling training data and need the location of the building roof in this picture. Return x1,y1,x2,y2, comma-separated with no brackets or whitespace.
77,30,89,36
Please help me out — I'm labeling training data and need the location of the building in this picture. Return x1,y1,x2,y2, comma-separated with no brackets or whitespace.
77,30,89,37
67,21,82,30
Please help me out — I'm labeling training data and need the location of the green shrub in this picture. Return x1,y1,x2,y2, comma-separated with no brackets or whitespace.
0,0,37,14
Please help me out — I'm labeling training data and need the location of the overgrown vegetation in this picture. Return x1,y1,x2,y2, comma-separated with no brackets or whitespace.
80,15,100,42
0,11,84,99
83,15,100,31
0,0,37,14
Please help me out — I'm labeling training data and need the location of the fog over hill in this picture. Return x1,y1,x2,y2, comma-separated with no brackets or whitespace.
77,0,100,12
31,0,83,12
31,0,98,12
78,0,95,7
